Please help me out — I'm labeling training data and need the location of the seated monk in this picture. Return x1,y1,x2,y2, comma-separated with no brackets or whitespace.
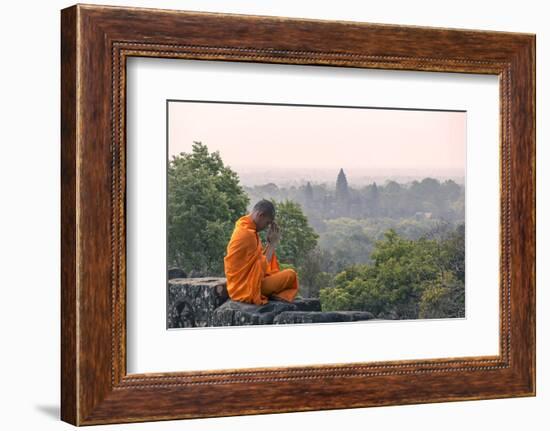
223,199,299,305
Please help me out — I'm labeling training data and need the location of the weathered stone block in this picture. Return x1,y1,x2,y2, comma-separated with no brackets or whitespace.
292,298,322,312
167,277,228,328
211,299,299,326
273,310,375,324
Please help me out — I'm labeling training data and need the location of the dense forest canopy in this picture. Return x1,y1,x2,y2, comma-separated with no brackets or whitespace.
168,142,465,319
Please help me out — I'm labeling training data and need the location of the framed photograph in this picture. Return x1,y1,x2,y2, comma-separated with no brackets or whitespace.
61,3,536,426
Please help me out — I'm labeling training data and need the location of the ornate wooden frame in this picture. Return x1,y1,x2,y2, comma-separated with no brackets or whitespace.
60,3,536,426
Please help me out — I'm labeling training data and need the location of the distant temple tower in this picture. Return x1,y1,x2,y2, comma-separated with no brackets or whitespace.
304,181,314,205
336,168,349,200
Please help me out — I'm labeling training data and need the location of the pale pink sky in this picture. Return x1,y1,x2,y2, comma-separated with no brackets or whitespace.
168,101,465,173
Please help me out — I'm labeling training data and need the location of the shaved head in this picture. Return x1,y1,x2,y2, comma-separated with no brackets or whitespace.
253,199,276,219
251,199,276,231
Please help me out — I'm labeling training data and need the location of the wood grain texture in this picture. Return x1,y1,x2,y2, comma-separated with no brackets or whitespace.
60,5,78,425
60,3,536,426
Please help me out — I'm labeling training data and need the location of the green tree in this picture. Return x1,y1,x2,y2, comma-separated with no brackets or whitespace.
368,230,442,317
418,222,465,317
298,245,336,298
319,218,374,270
419,270,465,318
167,141,249,276
319,225,465,319
439,222,465,282
260,199,319,268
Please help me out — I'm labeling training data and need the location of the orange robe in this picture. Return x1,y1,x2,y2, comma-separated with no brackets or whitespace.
223,213,299,305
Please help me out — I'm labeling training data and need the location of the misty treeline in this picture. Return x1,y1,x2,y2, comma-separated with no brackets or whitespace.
168,141,465,319
245,168,464,232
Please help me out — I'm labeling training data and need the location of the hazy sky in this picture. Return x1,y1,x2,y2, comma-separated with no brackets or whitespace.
168,101,465,174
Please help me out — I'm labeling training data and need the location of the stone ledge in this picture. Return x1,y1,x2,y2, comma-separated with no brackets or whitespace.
211,300,298,326
167,277,228,328
273,310,375,324
167,276,376,328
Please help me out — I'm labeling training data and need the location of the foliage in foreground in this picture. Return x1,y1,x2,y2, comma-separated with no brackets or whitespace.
319,224,465,319
167,141,249,276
